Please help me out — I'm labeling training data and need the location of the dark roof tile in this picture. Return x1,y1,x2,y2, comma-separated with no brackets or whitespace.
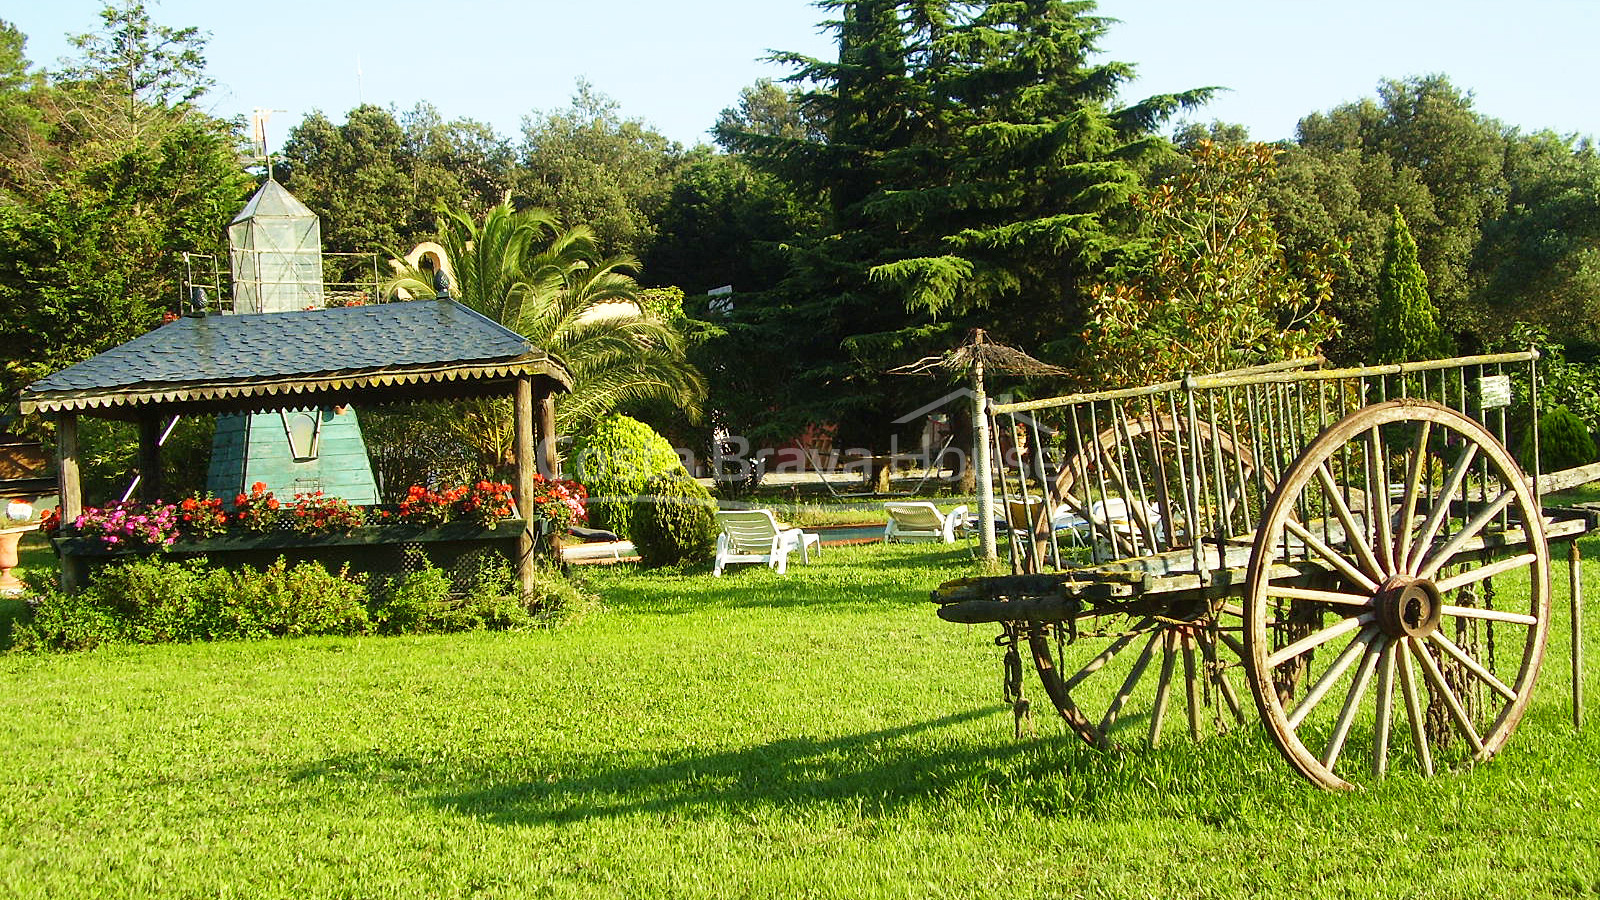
28,300,537,393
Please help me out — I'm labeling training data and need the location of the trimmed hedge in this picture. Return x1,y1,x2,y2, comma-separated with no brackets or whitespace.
631,470,718,567
1523,404,1597,473
567,415,682,541
8,552,597,653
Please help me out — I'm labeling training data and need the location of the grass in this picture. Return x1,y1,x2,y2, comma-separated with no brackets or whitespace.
3,538,1600,897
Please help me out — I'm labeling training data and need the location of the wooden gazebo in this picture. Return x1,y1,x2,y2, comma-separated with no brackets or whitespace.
18,299,572,592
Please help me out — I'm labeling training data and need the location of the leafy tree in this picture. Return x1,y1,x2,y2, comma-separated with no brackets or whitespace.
399,103,515,231
1473,130,1600,345
0,20,48,197
1373,206,1447,363
54,0,213,144
276,102,514,255
1080,140,1340,386
1277,75,1508,356
0,6,248,417
277,105,413,253
514,81,683,257
712,78,826,149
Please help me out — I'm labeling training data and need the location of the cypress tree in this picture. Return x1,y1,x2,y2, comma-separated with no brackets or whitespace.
1373,206,1448,363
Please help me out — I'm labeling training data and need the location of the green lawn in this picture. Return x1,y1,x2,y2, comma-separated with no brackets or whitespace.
2,538,1600,898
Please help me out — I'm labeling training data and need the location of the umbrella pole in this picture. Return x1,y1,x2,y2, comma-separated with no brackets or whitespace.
974,358,997,560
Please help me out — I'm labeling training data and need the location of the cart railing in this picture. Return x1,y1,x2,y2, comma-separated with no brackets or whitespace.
990,351,1539,576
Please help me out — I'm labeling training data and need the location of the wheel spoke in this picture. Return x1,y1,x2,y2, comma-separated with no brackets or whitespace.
1264,584,1374,608
1183,634,1203,741
1393,420,1432,566
1397,640,1434,777
1284,519,1380,593
1065,618,1157,690
1373,641,1397,778
1099,631,1162,734
1315,462,1384,580
1321,637,1384,771
1409,635,1486,755
1197,630,1245,724
1147,631,1178,747
1216,629,1248,660
1429,630,1517,702
1439,604,1537,626
1286,627,1377,731
1405,444,1479,574
1266,613,1375,670
1433,552,1538,594
1367,427,1395,575
1416,488,1518,581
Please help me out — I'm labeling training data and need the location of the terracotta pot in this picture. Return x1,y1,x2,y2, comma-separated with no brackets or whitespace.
0,528,24,594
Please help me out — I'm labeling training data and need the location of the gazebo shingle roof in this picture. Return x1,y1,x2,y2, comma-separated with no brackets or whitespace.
19,300,570,417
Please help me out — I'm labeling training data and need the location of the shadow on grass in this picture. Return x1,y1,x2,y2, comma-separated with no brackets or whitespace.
290,706,1284,827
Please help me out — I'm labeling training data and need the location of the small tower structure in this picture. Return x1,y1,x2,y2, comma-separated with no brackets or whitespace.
228,179,324,314
206,180,379,504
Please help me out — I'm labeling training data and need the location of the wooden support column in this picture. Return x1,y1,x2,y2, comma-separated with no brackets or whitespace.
56,413,84,592
514,377,538,597
1573,540,1584,730
137,415,162,502
537,386,558,479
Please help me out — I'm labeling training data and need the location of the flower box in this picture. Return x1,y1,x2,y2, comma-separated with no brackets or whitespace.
53,519,529,584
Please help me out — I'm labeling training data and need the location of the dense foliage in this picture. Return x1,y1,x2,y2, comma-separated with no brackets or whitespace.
567,414,685,540
10,551,593,652
1079,140,1340,386
630,469,718,568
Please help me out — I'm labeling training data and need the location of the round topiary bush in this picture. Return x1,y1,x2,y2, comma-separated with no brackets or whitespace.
1525,404,1597,472
631,469,718,568
567,415,683,541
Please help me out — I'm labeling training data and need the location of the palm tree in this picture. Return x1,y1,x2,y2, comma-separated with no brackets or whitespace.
382,203,705,474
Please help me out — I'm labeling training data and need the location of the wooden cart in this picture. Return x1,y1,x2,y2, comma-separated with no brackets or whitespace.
933,352,1592,789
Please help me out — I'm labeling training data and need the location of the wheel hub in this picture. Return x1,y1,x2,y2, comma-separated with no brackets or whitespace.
1373,575,1443,639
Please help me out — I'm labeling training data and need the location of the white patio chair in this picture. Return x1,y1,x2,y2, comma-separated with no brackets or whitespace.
712,509,821,576
883,501,969,544
1088,497,1163,557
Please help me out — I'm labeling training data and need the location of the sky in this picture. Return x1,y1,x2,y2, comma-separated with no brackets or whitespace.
6,0,1597,152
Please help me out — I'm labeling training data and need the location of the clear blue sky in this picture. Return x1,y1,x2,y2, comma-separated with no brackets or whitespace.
7,1,1597,150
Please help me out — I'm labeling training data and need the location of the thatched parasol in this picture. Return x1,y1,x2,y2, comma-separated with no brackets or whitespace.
892,329,1067,560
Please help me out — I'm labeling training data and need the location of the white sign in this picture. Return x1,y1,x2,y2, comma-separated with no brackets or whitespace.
1479,375,1512,410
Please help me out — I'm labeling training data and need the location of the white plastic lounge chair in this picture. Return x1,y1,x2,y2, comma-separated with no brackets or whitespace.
883,501,969,544
1006,500,1090,550
1088,498,1163,556
712,509,821,576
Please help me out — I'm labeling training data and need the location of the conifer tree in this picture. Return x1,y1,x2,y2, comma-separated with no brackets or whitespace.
716,0,1213,452
1373,206,1448,362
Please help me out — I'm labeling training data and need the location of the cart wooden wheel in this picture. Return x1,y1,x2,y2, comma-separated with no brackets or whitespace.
1025,606,1249,751
1244,400,1550,790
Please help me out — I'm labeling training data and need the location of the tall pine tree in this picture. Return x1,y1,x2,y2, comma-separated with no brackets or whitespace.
716,0,1213,455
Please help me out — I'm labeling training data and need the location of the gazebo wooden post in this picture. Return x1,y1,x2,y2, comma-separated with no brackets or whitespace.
537,388,558,478
514,376,538,596
56,413,84,592
137,414,162,502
